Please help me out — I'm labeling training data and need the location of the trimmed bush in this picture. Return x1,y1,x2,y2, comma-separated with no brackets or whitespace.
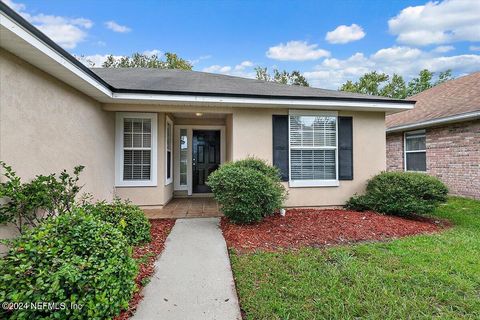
0,209,137,320
346,171,448,216
207,158,286,224
233,157,281,181
87,198,151,246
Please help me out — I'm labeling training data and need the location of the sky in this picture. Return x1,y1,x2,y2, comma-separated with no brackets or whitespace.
4,0,480,89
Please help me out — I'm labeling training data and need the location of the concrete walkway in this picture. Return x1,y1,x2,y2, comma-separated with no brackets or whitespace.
133,218,242,320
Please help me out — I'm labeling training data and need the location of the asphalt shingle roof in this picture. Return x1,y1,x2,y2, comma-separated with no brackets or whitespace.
91,68,412,103
386,72,480,129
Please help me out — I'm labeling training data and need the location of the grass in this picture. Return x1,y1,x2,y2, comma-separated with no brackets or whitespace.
230,197,480,319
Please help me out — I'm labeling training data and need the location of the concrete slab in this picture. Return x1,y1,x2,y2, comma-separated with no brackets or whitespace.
132,218,242,320
144,198,222,219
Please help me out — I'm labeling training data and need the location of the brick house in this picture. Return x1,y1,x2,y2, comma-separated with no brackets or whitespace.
386,72,480,199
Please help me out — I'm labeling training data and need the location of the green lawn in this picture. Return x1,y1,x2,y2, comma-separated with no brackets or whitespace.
230,197,480,319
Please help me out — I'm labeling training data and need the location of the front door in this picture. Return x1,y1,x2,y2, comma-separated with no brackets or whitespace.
192,130,221,193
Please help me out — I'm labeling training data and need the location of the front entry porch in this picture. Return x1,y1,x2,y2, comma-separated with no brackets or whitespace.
143,197,222,219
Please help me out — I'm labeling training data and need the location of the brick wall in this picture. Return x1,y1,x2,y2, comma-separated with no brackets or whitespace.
386,132,404,171
426,120,480,199
386,119,480,199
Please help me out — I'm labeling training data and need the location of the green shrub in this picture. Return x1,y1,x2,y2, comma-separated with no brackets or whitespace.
87,198,151,245
346,171,448,216
0,161,85,234
207,159,286,224
0,209,137,320
233,157,281,181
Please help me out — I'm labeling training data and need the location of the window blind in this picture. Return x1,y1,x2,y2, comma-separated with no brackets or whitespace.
289,115,337,182
123,118,152,180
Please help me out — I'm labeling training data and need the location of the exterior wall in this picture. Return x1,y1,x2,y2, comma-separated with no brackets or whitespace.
0,49,115,251
426,121,479,199
231,108,387,207
386,132,404,171
226,114,233,162
115,112,173,207
102,104,236,207
386,120,480,199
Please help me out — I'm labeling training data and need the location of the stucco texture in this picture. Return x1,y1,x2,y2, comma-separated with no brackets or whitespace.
114,112,174,207
0,49,116,249
231,108,386,207
105,104,387,208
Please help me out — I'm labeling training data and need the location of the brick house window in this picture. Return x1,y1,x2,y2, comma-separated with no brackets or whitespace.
404,130,426,171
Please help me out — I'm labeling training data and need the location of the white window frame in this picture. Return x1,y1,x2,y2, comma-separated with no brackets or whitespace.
288,110,339,187
404,129,426,172
115,112,158,187
165,116,174,185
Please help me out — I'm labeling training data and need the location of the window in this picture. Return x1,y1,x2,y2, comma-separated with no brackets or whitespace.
289,110,339,187
115,113,157,187
165,116,173,185
404,130,426,171
179,129,188,185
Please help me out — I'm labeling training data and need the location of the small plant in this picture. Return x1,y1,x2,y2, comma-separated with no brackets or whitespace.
208,158,287,224
346,171,448,216
86,198,151,245
140,277,152,287
0,161,84,233
0,209,137,319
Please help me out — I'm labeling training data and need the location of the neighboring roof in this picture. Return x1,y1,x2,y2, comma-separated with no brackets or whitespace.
91,68,413,103
1,1,414,111
386,72,480,132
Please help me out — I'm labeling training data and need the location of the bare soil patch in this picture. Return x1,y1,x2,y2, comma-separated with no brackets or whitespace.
221,209,447,253
115,219,175,320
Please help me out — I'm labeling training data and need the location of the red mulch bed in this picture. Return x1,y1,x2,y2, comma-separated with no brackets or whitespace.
114,219,175,320
221,209,449,253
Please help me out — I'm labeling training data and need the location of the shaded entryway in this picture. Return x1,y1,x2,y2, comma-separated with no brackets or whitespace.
143,198,221,219
132,218,242,320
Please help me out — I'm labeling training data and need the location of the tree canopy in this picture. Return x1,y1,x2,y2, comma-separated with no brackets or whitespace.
255,67,310,87
101,52,193,70
339,69,454,99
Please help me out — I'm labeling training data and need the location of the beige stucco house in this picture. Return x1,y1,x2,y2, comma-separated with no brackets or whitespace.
0,3,414,218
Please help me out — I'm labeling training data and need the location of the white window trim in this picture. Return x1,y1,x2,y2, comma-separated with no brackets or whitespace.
165,116,174,185
288,110,339,188
115,112,158,187
404,129,426,172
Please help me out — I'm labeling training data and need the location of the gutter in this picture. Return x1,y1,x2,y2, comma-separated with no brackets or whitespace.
386,111,480,133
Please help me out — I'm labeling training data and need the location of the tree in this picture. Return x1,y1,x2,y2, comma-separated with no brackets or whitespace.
255,67,309,86
435,69,454,86
406,69,434,96
339,71,407,98
380,74,407,99
339,69,454,98
101,52,192,70
340,71,390,96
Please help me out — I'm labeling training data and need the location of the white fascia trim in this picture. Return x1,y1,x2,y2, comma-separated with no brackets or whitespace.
387,111,480,133
0,11,113,98
112,92,414,111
